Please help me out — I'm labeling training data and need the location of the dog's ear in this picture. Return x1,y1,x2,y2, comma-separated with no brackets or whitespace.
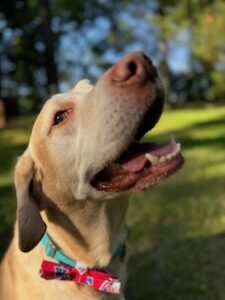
14,150,46,252
72,79,93,93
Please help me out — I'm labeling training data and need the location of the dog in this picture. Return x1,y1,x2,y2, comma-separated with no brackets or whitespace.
0,52,184,300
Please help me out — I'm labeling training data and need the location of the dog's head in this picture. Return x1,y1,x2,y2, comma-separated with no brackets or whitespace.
15,52,184,252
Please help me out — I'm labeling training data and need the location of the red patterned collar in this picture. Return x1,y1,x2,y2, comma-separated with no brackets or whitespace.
40,233,124,294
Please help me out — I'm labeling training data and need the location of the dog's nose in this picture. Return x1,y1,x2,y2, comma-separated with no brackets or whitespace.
111,52,157,83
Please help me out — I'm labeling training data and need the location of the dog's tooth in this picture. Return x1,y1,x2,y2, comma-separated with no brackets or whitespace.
166,153,172,160
159,156,166,163
171,150,177,157
176,143,181,152
173,148,177,156
145,153,158,165
146,141,181,167
174,147,179,155
170,133,176,145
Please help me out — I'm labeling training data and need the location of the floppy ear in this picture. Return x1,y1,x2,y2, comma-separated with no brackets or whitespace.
14,151,46,252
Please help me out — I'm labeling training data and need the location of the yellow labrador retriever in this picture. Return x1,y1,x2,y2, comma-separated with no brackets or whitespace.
0,52,184,300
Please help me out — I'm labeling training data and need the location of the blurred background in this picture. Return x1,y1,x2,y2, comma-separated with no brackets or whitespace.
0,1,225,299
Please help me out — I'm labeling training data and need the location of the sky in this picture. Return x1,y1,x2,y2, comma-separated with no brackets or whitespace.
58,14,191,92
0,5,191,95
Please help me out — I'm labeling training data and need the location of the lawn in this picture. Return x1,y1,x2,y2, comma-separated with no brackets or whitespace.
0,106,225,299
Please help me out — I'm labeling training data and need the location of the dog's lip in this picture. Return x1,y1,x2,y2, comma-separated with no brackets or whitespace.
91,138,184,192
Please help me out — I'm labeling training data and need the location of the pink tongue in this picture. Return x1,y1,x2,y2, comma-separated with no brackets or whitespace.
119,143,175,173
121,154,147,172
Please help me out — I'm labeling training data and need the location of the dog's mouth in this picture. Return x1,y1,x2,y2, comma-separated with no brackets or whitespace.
91,114,184,193
91,138,184,192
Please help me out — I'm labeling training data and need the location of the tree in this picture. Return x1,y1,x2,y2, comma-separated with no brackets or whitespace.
0,0,87,103
145,0,225,101
1,0,224,109
0,0,132,104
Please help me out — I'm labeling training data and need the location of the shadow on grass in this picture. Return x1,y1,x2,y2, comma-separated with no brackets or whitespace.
0,112,224,299
126,232,225,300
0,139,27,175
171,116,225,149
0,184,16,258
126,116,225,299
0,118,32,258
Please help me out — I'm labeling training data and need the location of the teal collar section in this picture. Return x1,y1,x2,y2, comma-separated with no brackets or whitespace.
41,233,78,267
41,232,127,267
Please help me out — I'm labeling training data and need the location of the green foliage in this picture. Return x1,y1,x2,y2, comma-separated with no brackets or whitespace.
1,0,225,103
0,106,225,299
151,0,225,100
190,1,225,99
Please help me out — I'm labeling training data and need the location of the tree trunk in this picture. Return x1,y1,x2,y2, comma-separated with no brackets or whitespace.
159,40,171,101
0,100,6,128
37,0,59,95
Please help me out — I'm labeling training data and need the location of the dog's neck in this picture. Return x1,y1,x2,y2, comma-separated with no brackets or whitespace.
41,196,129,268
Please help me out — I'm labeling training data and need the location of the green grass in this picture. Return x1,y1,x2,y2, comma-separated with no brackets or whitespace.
0,106,225,299
0,116,34,252
127,105,225,300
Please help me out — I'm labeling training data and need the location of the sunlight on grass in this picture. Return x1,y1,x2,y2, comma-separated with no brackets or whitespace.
151,106,225,136
126,105,225,300
0,116,34,253
0,108,224,300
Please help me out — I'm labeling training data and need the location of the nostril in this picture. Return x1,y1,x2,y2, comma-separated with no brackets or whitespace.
112,52,154,83
127,61,137,76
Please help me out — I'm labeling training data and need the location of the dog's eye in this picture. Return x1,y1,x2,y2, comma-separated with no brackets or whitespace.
54,111,68,125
